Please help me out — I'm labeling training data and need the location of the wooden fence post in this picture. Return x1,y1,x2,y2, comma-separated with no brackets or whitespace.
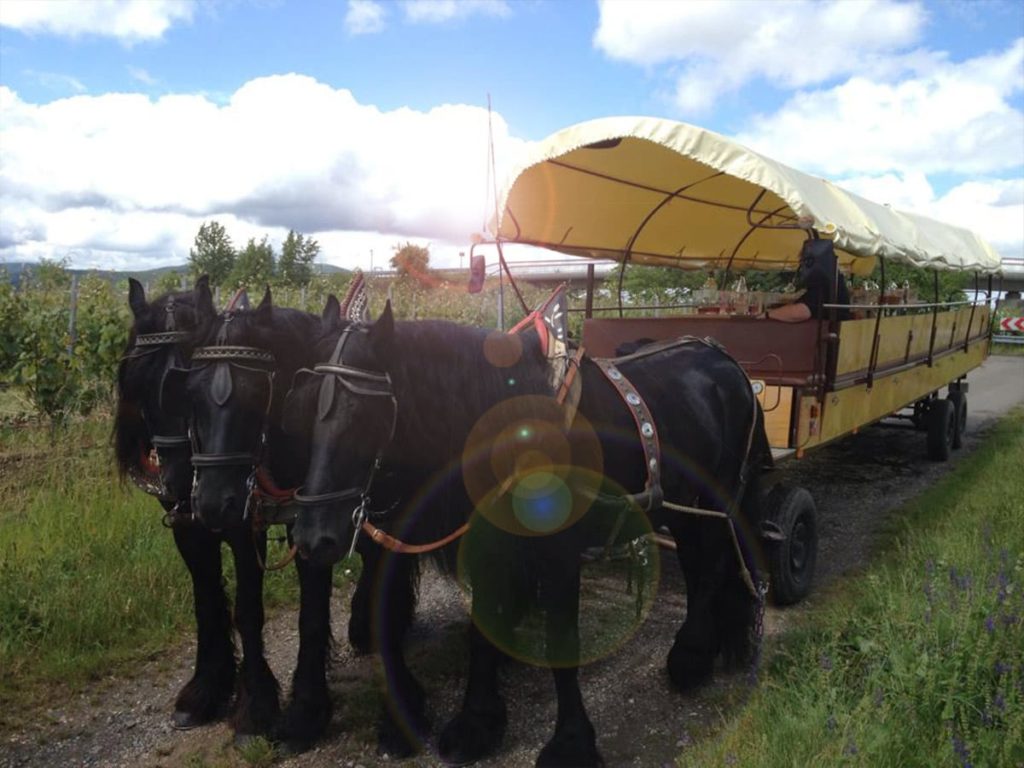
67,274,79,358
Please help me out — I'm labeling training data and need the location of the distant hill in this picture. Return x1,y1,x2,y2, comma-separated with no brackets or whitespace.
1,261,350,288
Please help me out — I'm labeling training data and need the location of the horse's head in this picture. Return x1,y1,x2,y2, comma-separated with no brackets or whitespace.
116,276,207,503
162,283,282,530
288,301,397,567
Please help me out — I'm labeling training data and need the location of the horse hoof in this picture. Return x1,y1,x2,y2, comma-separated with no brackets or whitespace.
536,742,604,768
277,739,313,757
171,710,206,730
438,709,506,765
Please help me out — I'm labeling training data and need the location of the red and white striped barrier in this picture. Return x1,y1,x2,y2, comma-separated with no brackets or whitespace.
998,317,1024,332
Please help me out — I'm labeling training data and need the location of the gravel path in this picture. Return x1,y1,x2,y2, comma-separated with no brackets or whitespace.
2,356,1021,768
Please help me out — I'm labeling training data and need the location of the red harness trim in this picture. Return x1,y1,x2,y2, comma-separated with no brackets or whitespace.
139,448,161,478
254,466,297,502
506,311,550,355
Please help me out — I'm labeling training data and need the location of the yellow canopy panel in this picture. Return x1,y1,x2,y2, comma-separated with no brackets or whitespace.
491,116,1001,276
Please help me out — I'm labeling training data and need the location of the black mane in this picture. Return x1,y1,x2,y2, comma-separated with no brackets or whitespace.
385,320,554,465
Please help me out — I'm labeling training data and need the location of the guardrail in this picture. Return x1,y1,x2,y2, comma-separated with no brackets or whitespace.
993,335,1024,345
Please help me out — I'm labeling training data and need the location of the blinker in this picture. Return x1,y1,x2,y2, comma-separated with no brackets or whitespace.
212,362,233,406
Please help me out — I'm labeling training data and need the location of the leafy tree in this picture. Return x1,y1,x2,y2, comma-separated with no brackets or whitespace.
23,257,73,291
390,242,431,282
614,263,708,304
230,235,276,289
154,269,188,294
278,230,320,287
857,260,969,303
188,221,235,287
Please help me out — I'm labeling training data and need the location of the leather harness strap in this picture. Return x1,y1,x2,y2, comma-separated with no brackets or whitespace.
592,358,664,512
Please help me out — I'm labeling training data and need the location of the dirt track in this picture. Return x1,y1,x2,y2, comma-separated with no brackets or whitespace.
2,355,1021,768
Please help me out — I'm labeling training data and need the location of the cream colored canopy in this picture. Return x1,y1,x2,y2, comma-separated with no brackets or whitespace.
491,116,1001,276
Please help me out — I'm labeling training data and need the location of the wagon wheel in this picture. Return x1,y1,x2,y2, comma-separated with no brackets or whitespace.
763,484,818,606
926,397,955,461
946,390,967,450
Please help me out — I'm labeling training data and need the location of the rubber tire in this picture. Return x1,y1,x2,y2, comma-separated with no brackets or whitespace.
927,397,955,462
947,391,967,450
764,485,818,606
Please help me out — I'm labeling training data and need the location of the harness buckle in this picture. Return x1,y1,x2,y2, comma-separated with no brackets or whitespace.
348,498,368,559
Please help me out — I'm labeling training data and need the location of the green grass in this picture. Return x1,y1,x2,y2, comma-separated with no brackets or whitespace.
0,415,357,730
991,342,1024,356
680,409,1024,768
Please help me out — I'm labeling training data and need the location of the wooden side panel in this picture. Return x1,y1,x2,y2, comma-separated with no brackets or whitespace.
836,306,991,377
756,384,793,449
581,316,822,383
796,339,988,451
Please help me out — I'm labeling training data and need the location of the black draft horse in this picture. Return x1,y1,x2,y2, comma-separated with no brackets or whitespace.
158,282,341,748
114,276,237,729
288,303,769,766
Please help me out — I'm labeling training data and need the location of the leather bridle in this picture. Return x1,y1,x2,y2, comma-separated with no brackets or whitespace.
291,326,397,557
187,313,277,523
124,297,192,507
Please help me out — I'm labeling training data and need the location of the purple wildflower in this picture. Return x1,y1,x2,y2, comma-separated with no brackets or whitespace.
951,730,972,768
826,714,837,732
985,615,995,633
994,693,1006,712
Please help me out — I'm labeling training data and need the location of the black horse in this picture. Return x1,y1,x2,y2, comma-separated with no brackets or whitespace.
158,282,341,748
287,304,769,765
114,276,237,729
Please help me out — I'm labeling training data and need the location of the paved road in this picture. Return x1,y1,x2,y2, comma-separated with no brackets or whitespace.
961,353,1024,422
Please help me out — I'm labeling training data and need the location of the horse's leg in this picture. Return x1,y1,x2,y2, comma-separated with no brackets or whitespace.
347,538,374,655
226,530,281,738
273,554,333,751
667,516,724,691
366,545,428,758
438,533,513,765
536,551,601,768
170,524,235,728
712,479,764,671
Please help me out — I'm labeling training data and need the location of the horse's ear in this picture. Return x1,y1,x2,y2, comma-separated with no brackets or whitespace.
322,294,341,331
368,300,394,359
128,278,147,319
254,286,273,324
195,275,215,323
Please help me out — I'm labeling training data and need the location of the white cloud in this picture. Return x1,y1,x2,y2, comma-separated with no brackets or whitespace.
128,66,157,86
0,76,528,270
734,39,1024,177
344,0,387,36
23,69,87,95
0,0,194,44
595,0,926,112
401,0,511,24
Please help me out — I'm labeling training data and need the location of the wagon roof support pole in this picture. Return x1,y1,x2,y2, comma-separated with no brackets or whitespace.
723,190,792,280
964,271,979,353
928,269,939,367
867,256,886,389
615,172,726,317
585,263,595,319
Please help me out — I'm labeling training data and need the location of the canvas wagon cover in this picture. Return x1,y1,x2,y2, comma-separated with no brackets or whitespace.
491,116,1001,276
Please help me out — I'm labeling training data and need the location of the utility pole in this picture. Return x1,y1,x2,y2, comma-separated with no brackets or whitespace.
370,248,374,272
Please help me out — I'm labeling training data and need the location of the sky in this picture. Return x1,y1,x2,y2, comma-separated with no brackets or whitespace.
1,0,1022,273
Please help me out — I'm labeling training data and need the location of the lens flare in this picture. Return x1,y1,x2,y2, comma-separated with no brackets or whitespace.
511,470,572,533
457,480,660,669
